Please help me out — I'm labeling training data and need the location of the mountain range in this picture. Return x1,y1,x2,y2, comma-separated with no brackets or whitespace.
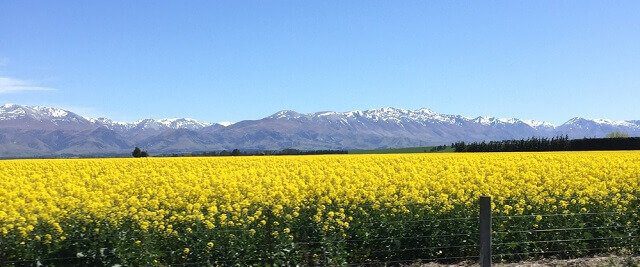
1,103,639,157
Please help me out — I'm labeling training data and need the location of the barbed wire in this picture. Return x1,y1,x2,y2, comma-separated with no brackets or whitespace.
17,221,633,248
493,211,626,219
11,217,480,246
348,215,480,226
171,254,482,267
366,243,479,255
493,225,632,235
493,246,627,258
2,210,637,266
494,235,638,246
291,232,477,246
0,240,480,265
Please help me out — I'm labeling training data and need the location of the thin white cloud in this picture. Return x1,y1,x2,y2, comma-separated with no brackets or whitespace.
0,77,56,93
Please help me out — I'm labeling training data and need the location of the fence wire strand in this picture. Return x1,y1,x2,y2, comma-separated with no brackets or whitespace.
494,235,638,246
2,209,637,266
493,225,632,235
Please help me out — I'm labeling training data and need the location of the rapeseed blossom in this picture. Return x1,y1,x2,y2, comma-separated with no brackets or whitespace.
0,152,638,265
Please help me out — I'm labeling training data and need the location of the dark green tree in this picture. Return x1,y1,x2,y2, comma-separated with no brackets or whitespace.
606,131,629,138
132,147,142,158
132,147,149,158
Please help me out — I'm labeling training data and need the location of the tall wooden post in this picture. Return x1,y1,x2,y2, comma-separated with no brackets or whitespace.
479,196,492,267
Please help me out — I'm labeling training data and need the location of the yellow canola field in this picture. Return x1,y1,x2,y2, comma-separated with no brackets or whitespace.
0,151,639,264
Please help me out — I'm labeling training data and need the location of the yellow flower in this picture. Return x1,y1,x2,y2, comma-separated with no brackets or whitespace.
0,152,637,262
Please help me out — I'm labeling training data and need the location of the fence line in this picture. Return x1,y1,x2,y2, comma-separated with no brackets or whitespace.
493,246,628,258
494,235,638,246
292,231,478,245
493,225,631,235
1,196,637,266
492,211,625,219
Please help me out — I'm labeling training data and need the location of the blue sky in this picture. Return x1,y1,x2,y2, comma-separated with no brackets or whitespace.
1,1,639,125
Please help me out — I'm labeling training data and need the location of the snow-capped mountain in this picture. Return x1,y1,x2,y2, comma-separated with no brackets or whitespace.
273,107,464,125
90,117,211,131
89,117,132,131
156,118,212,130
1,103,639,157
555,117,640,138
522,119,555,129
0,103,71,120
0,103,92,130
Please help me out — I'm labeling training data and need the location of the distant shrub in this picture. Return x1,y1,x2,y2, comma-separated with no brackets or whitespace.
132,147,149,158
606,131,630,138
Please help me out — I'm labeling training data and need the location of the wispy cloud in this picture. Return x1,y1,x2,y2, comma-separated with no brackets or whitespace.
0,77,56,93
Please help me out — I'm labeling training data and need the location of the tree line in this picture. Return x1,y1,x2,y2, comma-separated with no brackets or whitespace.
162,148,348,157
452,135,640,152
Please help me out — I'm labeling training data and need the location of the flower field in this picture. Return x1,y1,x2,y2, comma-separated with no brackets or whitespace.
1,152,639,265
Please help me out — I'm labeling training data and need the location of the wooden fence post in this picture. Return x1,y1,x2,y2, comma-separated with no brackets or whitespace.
479,196,492,267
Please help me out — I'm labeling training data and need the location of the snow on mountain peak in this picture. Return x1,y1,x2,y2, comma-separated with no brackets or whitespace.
565,117,586,124
560,117,640,130
566,117,615,125
0,103,24,112
270,110,304,119
130,118,211,130
315,111,340,117
592,118,636,127
158,118,212,129
375,107,409,115
360,108,407,123
4,103,640,134
0,103,82,122
416,108,437,115
32,106,69,118
473,116,493,125
266,107,457,125
473,116,515,125
523,119,555,128
2,103,17,109
89,117,111,124
90,117,131,128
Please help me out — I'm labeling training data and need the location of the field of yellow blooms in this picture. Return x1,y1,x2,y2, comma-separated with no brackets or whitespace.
0,152,639,265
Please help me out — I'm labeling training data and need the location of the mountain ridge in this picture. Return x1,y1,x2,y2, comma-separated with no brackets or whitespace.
1,103,639,157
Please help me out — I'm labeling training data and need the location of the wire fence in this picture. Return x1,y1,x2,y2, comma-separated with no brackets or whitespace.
490,209,639,264
1,198,638,266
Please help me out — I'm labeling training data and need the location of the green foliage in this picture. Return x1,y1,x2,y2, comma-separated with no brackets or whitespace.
4,200,638,265
606,131,630,138
132,147,149,158
453,136,640,152
164,149,348,157
132,147,141,158
350,146,454,154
